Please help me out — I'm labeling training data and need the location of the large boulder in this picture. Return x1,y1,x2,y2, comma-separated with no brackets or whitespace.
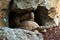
40,0,59,9
34,0,60,28
55,0,60,24
40,0,60,26
0,27,43,40
12,0,44,13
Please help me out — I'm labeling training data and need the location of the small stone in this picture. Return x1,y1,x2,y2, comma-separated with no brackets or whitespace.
42,29,47,32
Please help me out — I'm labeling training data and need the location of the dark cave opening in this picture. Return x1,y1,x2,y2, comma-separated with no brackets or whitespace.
34,6,48,26
9,5,48,28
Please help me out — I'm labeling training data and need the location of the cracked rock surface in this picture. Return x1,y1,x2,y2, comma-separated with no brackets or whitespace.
0,27,43,40
12,0,44,13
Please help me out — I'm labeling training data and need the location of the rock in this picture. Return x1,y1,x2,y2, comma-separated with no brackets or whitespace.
55,0,60,25
34,0,60,28
48,7,60,26
40,0,59,9
0,0,11,27
48,0,60,26
12,0,44,13
17,21,40,31
0,27,43,40
39,0,60,26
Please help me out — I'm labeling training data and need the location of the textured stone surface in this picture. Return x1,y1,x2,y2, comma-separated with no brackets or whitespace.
40,0,60,26
12,0,44,13
34,0,60,28
0,0,11,10
41,0,59,9
0,0,11,26
0,27,43,40
55,0,60,24
43,24,60,40
47,0,60,26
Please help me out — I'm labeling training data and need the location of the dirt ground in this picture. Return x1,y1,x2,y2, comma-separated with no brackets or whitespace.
43,24,60,40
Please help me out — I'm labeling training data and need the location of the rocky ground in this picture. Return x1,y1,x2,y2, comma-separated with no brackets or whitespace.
43,24,60,40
